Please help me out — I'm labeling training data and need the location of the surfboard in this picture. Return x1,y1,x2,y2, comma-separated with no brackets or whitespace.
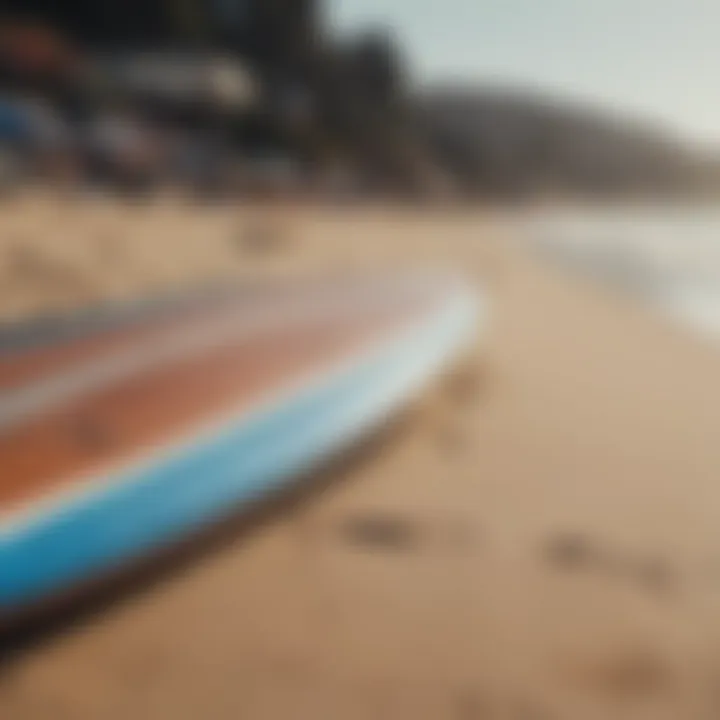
0,273,479,618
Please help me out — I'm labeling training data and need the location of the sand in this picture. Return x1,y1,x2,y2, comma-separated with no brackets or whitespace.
1,194,720,719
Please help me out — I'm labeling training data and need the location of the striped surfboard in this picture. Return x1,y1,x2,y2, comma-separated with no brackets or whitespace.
0,273,479,619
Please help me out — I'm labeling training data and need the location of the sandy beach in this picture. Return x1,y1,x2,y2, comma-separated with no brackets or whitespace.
1,196,720,719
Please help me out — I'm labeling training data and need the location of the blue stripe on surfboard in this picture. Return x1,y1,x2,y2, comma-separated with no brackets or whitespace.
0,290,478,611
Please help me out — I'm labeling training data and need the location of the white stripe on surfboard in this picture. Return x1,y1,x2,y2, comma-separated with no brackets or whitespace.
0,275,442,434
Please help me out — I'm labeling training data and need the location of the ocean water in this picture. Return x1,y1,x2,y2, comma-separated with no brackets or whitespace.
515,208,720,341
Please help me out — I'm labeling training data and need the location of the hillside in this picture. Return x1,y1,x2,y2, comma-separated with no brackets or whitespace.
416,86,713,198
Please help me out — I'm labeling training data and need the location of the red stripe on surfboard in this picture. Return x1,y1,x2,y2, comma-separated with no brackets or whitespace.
0,297,432,514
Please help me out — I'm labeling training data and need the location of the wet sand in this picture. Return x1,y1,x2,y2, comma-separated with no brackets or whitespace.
1,195,720,718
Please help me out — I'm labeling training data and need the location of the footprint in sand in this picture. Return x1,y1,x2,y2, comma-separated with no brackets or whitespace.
564,648,675,703
339,513,480,555
545,533,601,570
544,534,678,598
235,221,290,256
444,364,485,408
620,556,677,598
339,513,424,553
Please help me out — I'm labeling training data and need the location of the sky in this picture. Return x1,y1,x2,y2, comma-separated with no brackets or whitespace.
329,0,720,145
